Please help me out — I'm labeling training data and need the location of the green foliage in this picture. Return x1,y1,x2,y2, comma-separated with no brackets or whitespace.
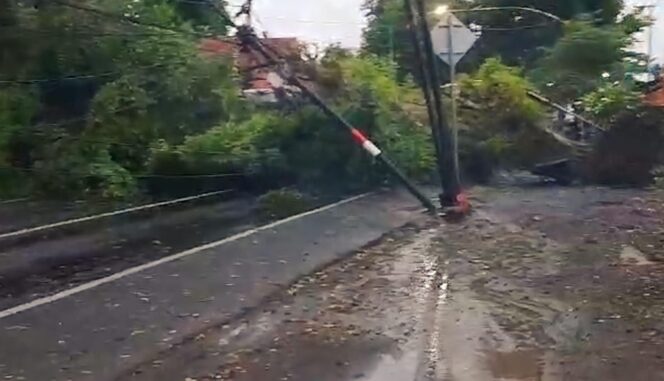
148,112,288,178
149,54,437,193
32,142,137,199
458,59,563,172
583,106,664,186
581,83,640,124
335,56,436,180
362,0,413,80
653,167,664,189
181,113,279,172
257,189,313,219
460,58,544,129
362,0,627,77
531,21,636,102
0,88,38,165
0,0,242,199
545,22,628,76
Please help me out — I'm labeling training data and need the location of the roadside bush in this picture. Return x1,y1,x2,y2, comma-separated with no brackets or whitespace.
257,188,313,219
220,56,437,193
458,58,563,176
32,143,137,199
458,133,508,184
149,113,289,175
0,168,31,199
530,21,633,103
333,56,436,182
583,106,664,186
0,88,37,167
582,83,640,124
460,58,544,131
653,167,664,189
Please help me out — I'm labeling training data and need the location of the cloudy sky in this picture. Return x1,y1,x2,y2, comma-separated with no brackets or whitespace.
228,0,367,48
229,0,663,61
626,0,664,62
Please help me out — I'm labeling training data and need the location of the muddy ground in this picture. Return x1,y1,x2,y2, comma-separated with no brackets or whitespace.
120,185,664,381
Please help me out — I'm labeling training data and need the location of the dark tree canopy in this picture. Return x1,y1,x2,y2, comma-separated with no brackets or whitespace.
361,0,625,77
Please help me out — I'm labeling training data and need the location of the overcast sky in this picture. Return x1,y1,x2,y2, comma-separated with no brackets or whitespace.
626,0,664,62
228,0,366,49
229,0,663,62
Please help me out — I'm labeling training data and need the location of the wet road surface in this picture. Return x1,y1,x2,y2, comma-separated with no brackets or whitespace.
118,185,664,381
124,218,440,381
0,197,153,235
0,190,424,381
0,194,259,310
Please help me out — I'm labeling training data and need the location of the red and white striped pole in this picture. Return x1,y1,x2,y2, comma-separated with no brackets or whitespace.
350,128,382,158
348,127,437,212
354,126,469,214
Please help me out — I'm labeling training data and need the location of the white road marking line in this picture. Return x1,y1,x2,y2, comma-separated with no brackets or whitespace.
0,192,372,319
0,190,232,241
0,198,29,205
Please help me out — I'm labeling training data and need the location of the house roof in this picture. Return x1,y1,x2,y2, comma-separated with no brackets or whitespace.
199,37,302,91
644,79,664,107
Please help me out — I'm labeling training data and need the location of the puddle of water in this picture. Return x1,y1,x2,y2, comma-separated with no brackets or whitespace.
485,350,542,380
356,350,420,381
620,245,653,266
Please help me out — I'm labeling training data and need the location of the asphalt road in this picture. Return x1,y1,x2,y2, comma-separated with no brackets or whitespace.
0,190,425,381
0,195,258,311
0,198,141,235
118,186,664,381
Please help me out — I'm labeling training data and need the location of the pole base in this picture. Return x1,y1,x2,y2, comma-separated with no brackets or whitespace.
439,191,471,220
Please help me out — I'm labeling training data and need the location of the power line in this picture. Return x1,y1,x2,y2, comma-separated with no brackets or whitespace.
25,110,257,160
3,1,237,36
0,62,170,85
29,103,144,131
32,131,271,159
49,0,217,38
0,165,243,179
472,21,555,31
0,49,240,87
0,25,176,37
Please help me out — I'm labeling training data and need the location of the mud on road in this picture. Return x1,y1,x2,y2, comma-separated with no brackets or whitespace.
121,186,664,381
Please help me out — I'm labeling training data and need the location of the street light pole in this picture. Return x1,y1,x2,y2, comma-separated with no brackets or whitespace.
446,12,461,184
406,0,463,208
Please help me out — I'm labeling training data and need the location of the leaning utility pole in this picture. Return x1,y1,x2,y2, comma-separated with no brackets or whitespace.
231,2,436,212
404,0,462,207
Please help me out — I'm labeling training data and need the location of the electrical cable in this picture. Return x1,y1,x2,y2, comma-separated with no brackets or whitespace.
0,164,244,179
474,21,555,31
31,131,275,159
0,25,167,37
0,62,170,85
235,19,437,211
49,0,218,38
29,104,144,131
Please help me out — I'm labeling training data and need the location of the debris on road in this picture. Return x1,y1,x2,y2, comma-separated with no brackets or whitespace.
123,186,664,381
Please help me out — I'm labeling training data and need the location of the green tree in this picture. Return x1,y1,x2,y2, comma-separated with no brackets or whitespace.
457,58,564,173
0,0,241,198
362,0,625,78
530,20,639,102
